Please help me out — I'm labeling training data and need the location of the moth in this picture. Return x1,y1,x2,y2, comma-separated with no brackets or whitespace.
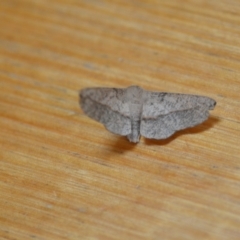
79,86,216,143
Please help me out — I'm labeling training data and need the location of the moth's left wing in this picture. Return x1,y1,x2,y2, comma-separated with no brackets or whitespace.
80,87,131,136
140,91,216,139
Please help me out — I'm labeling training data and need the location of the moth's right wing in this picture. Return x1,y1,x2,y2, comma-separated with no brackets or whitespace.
140,91,216,139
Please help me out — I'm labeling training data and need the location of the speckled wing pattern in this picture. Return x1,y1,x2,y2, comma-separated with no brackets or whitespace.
141,91,216,139
80,87,131,136
80,86,216,143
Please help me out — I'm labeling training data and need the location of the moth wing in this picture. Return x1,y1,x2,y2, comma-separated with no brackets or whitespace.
140,91,216,139
80,87,131,136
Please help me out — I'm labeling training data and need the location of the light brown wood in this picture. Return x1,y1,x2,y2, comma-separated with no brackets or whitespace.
0,0,240,239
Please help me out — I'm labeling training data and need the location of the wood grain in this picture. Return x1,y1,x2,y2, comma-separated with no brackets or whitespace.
0,0,240,239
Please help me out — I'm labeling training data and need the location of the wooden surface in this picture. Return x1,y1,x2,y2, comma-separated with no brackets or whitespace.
0,0,240,239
